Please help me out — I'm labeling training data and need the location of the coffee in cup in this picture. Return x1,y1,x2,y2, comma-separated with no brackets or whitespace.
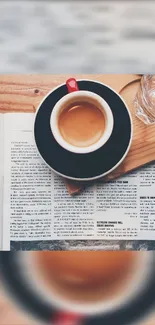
35,252,136,303
25,251,150,316
50,81,114,154
58,101,105,148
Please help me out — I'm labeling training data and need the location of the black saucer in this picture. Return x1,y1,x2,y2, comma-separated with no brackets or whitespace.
34,80,132,181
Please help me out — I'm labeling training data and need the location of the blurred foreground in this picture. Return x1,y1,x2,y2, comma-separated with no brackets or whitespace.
0,252,155,325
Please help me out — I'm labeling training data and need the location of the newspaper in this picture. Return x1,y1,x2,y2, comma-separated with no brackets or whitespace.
1,113,155,250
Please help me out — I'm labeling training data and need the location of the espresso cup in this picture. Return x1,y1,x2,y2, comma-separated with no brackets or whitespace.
22,252,152,317
50,81,114,154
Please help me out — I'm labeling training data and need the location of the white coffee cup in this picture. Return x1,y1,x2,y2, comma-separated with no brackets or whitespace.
50,90,114,154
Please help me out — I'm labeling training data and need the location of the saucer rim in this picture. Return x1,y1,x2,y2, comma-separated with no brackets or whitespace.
34,79,133,181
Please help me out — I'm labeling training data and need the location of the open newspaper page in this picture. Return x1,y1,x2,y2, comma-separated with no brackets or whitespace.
2,113,155,250
0,114,4,251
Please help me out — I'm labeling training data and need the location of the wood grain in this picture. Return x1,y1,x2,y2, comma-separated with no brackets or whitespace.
0,74,140,113
0,74,155,195
0,289,39,325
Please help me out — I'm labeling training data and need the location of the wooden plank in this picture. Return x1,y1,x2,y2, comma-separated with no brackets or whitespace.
0,74,140,113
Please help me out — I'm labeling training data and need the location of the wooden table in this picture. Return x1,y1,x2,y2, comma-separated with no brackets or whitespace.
0,288,39,325
1,74,154,195
0,74,141,114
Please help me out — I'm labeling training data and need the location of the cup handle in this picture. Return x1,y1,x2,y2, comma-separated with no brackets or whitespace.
53,311,83,325
66,78,79,93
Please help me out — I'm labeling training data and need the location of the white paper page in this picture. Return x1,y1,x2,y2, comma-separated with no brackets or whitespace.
0,114,4,250
3,113,155,249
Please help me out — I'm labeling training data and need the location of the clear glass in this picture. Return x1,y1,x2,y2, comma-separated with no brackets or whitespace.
134,75,155,124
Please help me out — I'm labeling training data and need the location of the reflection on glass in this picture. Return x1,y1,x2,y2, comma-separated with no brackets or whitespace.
134,75,155,124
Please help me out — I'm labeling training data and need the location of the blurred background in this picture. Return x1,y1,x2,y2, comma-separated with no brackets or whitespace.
0,1,155,74
1,251,155,325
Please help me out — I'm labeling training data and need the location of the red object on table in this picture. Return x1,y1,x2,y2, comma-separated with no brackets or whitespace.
53,311,83,325
66,78,79,93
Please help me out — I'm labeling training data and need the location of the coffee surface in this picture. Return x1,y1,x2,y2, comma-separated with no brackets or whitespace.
58,101,105,147
35,252,137,303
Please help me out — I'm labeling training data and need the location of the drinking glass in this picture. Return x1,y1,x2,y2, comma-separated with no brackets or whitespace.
134,75,155,124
